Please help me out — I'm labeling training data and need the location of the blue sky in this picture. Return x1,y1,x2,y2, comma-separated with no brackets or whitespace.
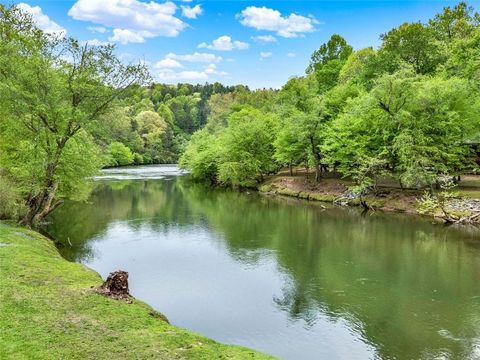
6,0,479,88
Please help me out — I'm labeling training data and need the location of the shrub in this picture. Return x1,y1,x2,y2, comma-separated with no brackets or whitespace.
107,142,134,167
0,176,26,220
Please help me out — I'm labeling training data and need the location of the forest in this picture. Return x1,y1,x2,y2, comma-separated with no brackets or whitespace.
0,2,479,227
180,2,480,191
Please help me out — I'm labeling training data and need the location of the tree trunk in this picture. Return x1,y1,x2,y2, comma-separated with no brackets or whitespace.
21,159,62,227
22,182,62,227
309,136,322,182
314,163,321,182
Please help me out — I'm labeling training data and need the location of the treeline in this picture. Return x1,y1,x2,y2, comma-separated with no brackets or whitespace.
180,2,480,192
93,82,249,167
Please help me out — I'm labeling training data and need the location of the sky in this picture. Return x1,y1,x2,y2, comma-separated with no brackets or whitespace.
4,0,479,89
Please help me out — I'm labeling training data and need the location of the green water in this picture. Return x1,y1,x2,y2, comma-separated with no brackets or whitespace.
47,166,480,360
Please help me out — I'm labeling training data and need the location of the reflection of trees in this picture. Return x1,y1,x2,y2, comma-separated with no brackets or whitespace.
48,176,480,359
46,178,193,260
178,181,480,360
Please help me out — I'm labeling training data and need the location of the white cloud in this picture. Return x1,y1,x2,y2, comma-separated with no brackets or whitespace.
68,0,186,44
287,52,296,57
17,3,66,36
166,52,222,63
260,51,272,59
198,35,249,51
252,35,277,43
155,63,226,82
87,26,107,33
204,63,227,76
238,6,315,38
181,4,202,19
155,58,183,69
80,38,111,46
109,29,145,44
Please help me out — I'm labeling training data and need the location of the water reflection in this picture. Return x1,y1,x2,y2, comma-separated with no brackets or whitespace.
47,168,480,360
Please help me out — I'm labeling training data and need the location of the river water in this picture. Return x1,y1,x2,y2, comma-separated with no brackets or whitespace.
47,165,480,359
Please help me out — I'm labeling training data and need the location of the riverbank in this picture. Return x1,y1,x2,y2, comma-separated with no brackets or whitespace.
258,172,480,223
0,223,273,359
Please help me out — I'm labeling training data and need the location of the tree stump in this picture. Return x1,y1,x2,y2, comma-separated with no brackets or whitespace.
98,270,130,300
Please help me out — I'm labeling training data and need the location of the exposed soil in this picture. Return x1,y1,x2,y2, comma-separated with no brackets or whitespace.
259,172,480,223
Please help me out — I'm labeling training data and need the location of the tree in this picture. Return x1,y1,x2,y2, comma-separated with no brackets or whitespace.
338,47,376,85
108,142,134,166
379,22,444,74
0,4,149,226
179,129,220,182
429,1,479,41
306,34,353,74
324,71,479,189
274,110,308,175
217,107,278,187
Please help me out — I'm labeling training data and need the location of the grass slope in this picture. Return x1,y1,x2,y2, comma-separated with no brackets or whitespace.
0,223,274,360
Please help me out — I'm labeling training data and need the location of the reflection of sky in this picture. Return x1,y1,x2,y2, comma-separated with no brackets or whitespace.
85,221,378,360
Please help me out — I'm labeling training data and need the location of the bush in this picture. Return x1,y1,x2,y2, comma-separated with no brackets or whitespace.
107,142,134,167
133,153,144,165
0,176,26,220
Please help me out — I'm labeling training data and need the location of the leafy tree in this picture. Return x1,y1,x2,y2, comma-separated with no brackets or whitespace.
379,22,444,74
306,34,353,74
0,4,148,226
274,110,308,175
429,1,479,41
338,47,376,85
324,71,479,188
108,142,134,166
217,107,278,186
179,129,220,182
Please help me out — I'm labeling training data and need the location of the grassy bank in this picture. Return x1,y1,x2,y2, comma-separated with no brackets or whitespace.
0,224,273,360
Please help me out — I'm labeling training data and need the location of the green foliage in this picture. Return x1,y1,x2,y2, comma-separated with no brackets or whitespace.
380,22,444,74
217,108,278,187
0,4,147,225
107,142,134,167
306,34,353,74
179,129,220,182
0,176,26,220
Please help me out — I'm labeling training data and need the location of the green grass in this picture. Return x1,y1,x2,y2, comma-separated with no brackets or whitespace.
0,223,274,360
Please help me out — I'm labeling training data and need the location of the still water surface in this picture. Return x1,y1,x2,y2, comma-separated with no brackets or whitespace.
47,165,480,360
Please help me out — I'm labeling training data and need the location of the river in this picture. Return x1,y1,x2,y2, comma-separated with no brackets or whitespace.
47,165,480,360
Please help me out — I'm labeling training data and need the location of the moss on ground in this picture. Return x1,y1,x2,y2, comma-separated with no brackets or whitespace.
0,224,274,360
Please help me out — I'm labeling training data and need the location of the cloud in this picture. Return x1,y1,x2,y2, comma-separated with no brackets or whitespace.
87,26,107,33
155,58,183,69
204,63,227,76
238,6,315,38
252,35,277,43
287,52,296,57
198,36,249,51
109,29,145,44
68,0,186,44
181,4,202,19
260,51,272,59
166,52,222,63
156,63,226,82
80,38,111,46
17,3,66,36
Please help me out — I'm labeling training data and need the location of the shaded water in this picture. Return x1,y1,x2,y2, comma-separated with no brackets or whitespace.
47,165,480,360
